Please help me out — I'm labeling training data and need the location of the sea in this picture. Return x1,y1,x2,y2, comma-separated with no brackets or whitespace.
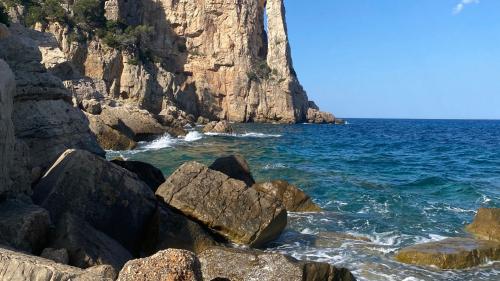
108,119,500,281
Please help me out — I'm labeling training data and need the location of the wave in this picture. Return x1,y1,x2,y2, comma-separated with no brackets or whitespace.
141,134,177,150
183,131,203,142
204,132,282,138
263,163,287,170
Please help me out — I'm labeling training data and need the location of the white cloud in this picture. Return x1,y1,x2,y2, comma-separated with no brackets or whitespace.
453,0,480,15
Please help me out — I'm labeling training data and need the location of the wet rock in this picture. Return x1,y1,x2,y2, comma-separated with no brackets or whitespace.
209,155,255,186
156,161,287,247
111,159,165,192
33,149,157,253
41,248,69,264
0,247,114,280
117,249,202,281
0,198,51,254
203,121,234,134
199,247,357,281
253,180,322,212
395,237,500,269
466,208,500,242
141,204,218,255
82,99,102,115
49,213,133,270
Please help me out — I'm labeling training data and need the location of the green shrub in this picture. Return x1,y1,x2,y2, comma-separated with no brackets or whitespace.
100,20,152,51
0,5,9,26
25,0,67,26
73,0,105,29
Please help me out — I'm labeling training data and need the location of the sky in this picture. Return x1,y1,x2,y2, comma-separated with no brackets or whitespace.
284,0,500,119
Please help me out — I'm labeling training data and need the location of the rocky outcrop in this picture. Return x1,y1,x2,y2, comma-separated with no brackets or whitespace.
0,198,51,254
33,149,157,252
467,208,500,242
156,161,287,247
0,247,114,281
395,238,500,269
117,249,202,281
85,112,137,151
0,58,16,196
209,155,255,186
253,180,322,212
203,121,234,134
111,159,165,192
199,247,356,281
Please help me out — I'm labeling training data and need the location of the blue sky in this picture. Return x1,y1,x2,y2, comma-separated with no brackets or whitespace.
284,0,500,119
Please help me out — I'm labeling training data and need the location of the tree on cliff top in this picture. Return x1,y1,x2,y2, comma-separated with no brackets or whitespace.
73,0,106,30
0,5,9,26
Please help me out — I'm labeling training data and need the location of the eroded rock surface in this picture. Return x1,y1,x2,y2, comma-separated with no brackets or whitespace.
209,155,255,186
253,180,322,212
203,121,234,134
467,208,500,242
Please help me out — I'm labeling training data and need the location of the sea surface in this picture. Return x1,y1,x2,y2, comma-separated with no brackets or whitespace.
108,119,500,281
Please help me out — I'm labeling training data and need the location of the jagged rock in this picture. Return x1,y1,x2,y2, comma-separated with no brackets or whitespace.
0,247,114,281
111,159,165,192
117,249,202,281
82,99,103,115
141,204,218,256
306,104,335,124
203,121,234,134
156,161,287,247
209,155,255,186
0,59,16,196
85,265,118,281
196,116,210,125
199,247,357,281
0,198,51,254
49,213,133,270
467,208,500,242
85,112,137,151
63,78,106,104
253,180,322,212
395,238,500,269
33,149,157,253
41,248,69,265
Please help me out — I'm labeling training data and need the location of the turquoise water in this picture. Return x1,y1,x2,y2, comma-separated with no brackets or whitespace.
108,119,500,281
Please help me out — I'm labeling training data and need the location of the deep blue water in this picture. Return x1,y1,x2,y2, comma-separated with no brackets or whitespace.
109,119,500,281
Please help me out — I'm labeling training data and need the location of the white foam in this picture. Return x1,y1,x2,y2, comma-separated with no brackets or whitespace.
263,163,287,170
204,132,282,138
183,131,203,142
141,134,176,150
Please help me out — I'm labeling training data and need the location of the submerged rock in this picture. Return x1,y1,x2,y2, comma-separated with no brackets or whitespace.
199,247,357,281
156,161,287,247
111,159,165,192
253,180,322,212
395,237,500,269
203,121,234,134
467,208,500,242
209,155,255,186
117,249,202,281
33,149,157,252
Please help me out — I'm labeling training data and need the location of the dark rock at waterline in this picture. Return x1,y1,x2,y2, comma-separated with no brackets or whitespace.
253,180,322,212
33,149,157,253
156,161,287,247
141,203,218,256
111,159,166,192
49,213,133,270
203,121,234,134
467,208,500,242
395,237,500,269
0,198,51,254
209,155,255,186
199,247,357,281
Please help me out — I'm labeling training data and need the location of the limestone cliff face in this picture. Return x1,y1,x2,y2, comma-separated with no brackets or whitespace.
31,0,333,124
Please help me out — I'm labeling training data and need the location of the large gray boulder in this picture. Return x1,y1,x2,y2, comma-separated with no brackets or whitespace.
156,161,287,247
253,180,322,212
209,155,255,186
0,247,114,281
33,149,157,252
0,198,51,254
199,247,356,281
49,213,133,270
111,159,165,192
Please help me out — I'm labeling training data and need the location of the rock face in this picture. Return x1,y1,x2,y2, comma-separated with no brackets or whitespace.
41,248,69,265
0,247,114,281
0,198,51,254
395,238,500,269
0,58,16,196
199,247,357,281
209,155,256,186
253,180,322,212
203,121,234,134
111,159,166,192
86,112,137,151
156,161,287,247
117,249,202,281
467,208,500,242
49,213,133,270
33,149,157,252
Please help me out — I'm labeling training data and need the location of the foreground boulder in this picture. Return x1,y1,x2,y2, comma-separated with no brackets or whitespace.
395,238,500,269
253,180,322,212
203,121,234,134
141,204,218,255
466,208,500,242
117,249,202,281
209,155,255,186
0,247,113,281
33,149,157,252
0,198,51,254
199,247,356,281
156,162,287,247
111,159,165,192
49,213,133,270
